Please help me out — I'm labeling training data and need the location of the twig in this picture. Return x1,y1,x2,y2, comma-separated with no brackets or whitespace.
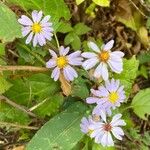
54,32,60,48
0,95,37,118
0,66,49,72
0,121,38,130
128,0,148,18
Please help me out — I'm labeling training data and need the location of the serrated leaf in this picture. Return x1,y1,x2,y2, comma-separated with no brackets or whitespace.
8,0,71,30
74,23,91,35
131,88,150,120
114,56,139,97
92,0,110,7
76,0,85,5
26,102,88,150
0,3,21,43
0,76,12,94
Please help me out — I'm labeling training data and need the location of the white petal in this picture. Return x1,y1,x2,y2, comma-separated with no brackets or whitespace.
68,51,81,58
88,41,100,52
112,127,124,140
51,67,60,81
94,63,103,78
18,15,33,25
101,63,109,81
111,114,122,125
112,120,126,126
86,97,100,104
99,109,107,122
46,59,56,68
82,58,98,70
107,132,114,146
101,132,108,146
111,51,124,57
108,60,123,73
49,50,57,58
81,52,97,58
25,32,33,44
22,27,31,37
103,40,114,51
59,46,69,56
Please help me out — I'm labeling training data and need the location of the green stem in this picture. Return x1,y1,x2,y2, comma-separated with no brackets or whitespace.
54,32,60,48
18,43,45,66
121,105,133,113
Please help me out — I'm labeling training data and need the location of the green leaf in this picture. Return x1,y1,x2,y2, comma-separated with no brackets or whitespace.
0,3,21,43
0,43,5,55
131,88,150,120
114,56,139,97
138,51,150,64
92,0,110,7
65,32,81,50
34,93,64,117
6,73,60,105
76,0,85,5
0,103,29,124
74,23,91,35
92,143,116,150
26,102,88,150
0,76,12,94
8,0,71,30
56,22,73,33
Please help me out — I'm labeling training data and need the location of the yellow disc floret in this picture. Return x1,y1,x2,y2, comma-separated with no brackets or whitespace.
32,23,42,33
109,92,119,104
56,56,68,68
99,51,110,62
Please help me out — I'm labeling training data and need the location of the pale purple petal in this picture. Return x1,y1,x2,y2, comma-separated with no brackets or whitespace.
111,51,124,57
101,63,109,81
46,59,56,68
86,97,100,104
37,33,46,46
112,127,124,140
32,10,38,22
63,65,78,81
42,31,53,41
94,63,103,78
68,57,83,66
22,27,31,37
49,50,57,58
88,41,100,53
51,67,60,81
59,46,69,56
33,34,38,47
36,11,43,23
111,114,122,125
25,32,33,44
18,15,33,25
98,86,109,97
40,15,51,24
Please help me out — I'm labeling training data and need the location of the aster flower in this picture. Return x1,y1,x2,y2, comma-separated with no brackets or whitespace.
18,10,53,47
86,79,126,115
89,112,126,147
82,40,124,80
46,46,83,81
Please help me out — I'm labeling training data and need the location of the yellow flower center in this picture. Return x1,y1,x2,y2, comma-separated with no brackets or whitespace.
32,23,42,33
99,51,110,62
88,129,93,135
56,56,68,68
109,92,119,103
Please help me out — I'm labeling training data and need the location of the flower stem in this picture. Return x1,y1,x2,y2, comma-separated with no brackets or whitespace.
54,32,60,49
17,43,45,65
